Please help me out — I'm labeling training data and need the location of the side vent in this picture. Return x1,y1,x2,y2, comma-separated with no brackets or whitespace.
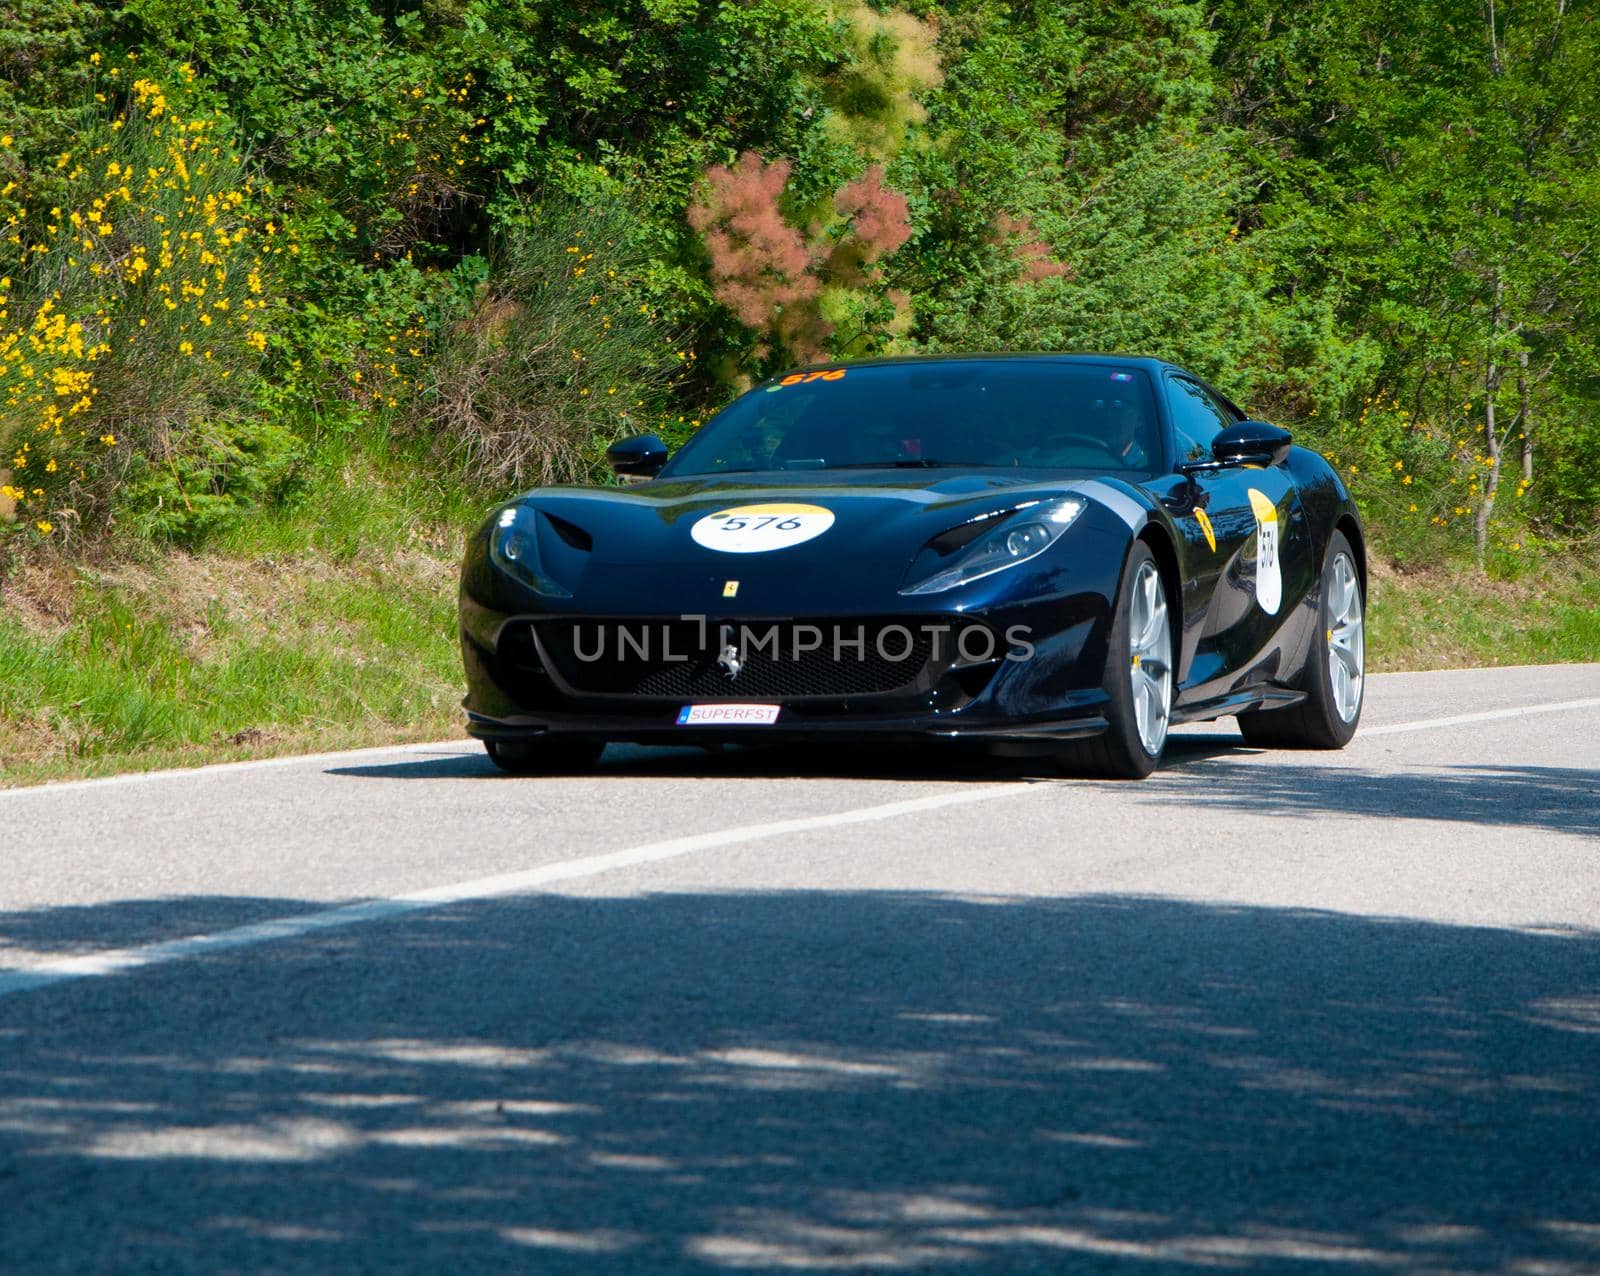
546,514,593,552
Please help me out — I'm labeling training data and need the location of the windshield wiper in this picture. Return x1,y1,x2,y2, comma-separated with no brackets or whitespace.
699,460,964,474
822,459,958,469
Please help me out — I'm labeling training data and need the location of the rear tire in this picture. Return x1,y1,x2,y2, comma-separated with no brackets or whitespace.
1057,541,1173,780
1238,529,1364,749
484,737,606,775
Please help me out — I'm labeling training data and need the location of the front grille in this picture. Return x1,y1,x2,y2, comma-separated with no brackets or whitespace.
523,616,986,701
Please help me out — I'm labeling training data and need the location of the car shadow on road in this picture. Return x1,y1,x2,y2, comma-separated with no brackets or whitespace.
2,890,1597,1273
317,740,1597,839
329,732,1260,784
1133,758,1600,839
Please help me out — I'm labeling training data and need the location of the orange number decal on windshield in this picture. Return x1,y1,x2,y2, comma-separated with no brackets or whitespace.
777,369,846,388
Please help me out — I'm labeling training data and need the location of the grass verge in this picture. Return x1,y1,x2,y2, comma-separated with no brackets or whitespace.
0,545,464,787
1367,558,1600,672
1,426,480,787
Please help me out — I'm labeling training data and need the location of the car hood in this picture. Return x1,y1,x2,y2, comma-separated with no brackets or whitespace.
502,469,1147,612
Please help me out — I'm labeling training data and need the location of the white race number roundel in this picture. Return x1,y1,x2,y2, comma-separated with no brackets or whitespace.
1247,487,1282,616
690,503,835,554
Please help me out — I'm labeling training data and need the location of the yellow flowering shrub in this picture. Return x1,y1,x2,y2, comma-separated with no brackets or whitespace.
0,69,284,542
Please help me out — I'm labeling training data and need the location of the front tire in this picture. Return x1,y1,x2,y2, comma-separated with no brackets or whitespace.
1238,528,1364,749
484,736,606,775
1058,541,1173,780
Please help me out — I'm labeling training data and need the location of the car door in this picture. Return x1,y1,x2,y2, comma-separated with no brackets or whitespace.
1152,373,1315,701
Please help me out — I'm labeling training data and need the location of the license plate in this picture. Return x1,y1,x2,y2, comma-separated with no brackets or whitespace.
676,704,781,726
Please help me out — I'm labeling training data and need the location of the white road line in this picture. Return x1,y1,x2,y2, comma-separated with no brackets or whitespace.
0,739,465,798
0,783,1041,999
4,689,1596,996
1361,697,1600,738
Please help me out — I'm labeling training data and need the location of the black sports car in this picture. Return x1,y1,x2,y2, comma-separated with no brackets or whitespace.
458,354,1366,778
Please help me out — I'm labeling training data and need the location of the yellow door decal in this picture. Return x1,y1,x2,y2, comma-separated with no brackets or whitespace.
1193,507,1217,554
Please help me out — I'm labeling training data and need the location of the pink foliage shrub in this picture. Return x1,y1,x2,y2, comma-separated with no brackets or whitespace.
689,153,912,363
688,153,817,328
994,213,1071,284
828,165,912,286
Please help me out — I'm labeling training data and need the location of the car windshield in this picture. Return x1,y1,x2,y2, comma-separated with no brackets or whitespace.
661,360,1162,477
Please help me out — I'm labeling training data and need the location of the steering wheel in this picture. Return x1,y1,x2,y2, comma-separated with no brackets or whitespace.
1018,431,1124,464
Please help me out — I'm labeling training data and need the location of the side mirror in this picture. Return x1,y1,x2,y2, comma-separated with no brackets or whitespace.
607,433,669,479
1213,420,1292,468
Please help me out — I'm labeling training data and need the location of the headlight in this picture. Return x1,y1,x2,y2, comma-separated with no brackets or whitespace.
900,497,1086,595
488,505,572,597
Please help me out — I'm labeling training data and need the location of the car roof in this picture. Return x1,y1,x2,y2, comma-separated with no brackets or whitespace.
784,352,1183,376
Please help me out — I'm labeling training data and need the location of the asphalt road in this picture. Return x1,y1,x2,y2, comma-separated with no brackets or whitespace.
3,664,1599,1274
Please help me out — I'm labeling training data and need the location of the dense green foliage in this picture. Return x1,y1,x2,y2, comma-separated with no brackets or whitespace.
2,0,1596,570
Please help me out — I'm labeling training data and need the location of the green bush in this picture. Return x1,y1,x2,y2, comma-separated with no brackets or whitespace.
122,415,301,543
413,196,685,489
